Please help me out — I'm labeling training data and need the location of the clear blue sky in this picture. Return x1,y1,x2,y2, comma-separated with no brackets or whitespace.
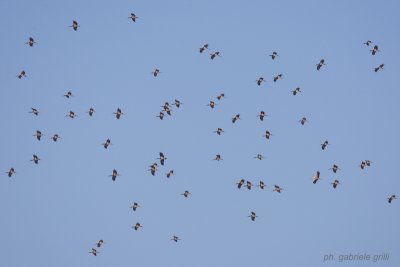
1,0,399,266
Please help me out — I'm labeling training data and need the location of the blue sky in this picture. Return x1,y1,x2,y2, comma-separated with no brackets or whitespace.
1,0,399,266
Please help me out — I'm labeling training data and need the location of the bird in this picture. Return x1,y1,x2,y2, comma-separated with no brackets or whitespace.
213,154,222,161
216,93,225,100
110,169,119,181
149,163,158,176
388,195,396,204
292,87,301,95
51,134,61,142
173,99,182,108
237,179,245,189
26,37,36,47
232,114,240,123
329,164,340,173
162,103,172,116
374,64,384,72
171,235,181,242
270,51,279,60
69,20,79,31
331,179,340,189
364,40,373,46
113,108,123,119
6,168,16,178
158,152,166,166
312,171,321,184
29,108,39,116
87,107,95,117
359,161,366,169
133,222,142,231
66,111,76,119
64,91,73,98
256,77,265,86
258,180,266,189
249,211,257,221
207,101,217,109
273,74,283,82
181,190,191,198
299,117,308,125
96,240,104,248
31,154,40,164
33,130,43,141
273,185,283,193
370,45,379,55
210,51,220,60
131,202,140,211
365,160,372,167
89,248,98,256
166,170,174,178
102,138,111,149
263,130,272,140
17,70,27,79
258,111,266,121
152,69,161,77
199,43,209,53
129,13,138,22
316,59,326,70
321,140,329,150
214,128,224,135
246,181,253,190
156,111,165,120
254,154,264,160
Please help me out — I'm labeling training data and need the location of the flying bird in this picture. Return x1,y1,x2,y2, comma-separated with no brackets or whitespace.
110,169,119,181
210,51,220,60
214,128,224,135
299,117,308,125
312,171,321,184
17,70,27,79
374,64,384,72
232,114,240,123
256,77,265,86
331,179,340,189
66,111,77,119
171,235,181,242
29,108,39,116
158,152,166,166
33,130,43,141
365,160,372,167
216,93,225,100
213,154,222,161
207,101,217,109
102,138,111,149
64,91,73,98
89,248,98,256
237,179,245,189
254,154,264,160
87,107,95,117
273,74,283,82
199,43,209,53
6,168,16,178
113,108,123,119
181,190,191,198
258,180,266,189
149,163,158,176
273,185,283,193
263,130,272,140
258,111,266,121
31,154,40,164
249,211,258,221
173,99,182,108
246,181,253,190
96,240,104,248
292,87,301,95
129,13,138,22
166,170,174,178
152,69,161,77
51,134,61,142
370,45,379,55
26,37,36,47
69,20,79,31
359,161,366,170
131,202,140,211
388,195,396,204
329,164,340,173
133,222,142,231
316,59,326,70
269,51,279,60
364,40,373,46
321,140,329,150
157,111,165,120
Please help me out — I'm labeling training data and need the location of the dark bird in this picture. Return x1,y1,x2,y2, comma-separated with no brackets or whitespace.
292,87,301,95
33,130,43,141
213,154,222,161
129,13,138,22
149,163,158,176
113,108,123,119
299,117,307,125
388,195,396,204
270,51,279,60
89,248,98,256
157,111,165,120
321,140,329,150
210,51,220,60
26,37,36,47
258,180,266,189
258,111,266,121
96,240,104,248
237,179,245,189
374,64,384,72
365,160,372,167
31,154,40,164
273,185,283,193
273,74,283,82
249,211,257,221
162,103,172,115
181,190,191,198
171,235,181,242
66,111,76,119
17,70,27,79
166,170,174,178
102,138,111,149
199,43,209,53
64,91,73,98
246,181,253,190
232,114,240,123
214,128,224,135
133,222,142,231
110,169,119,181
263,130,272,140
254,154,264,160
51,134,61,142
69,20,79,31
87,107,95,116
329,164,340,173
312,171,321,184
256,77,265,86
371,45,379,55
6,168,16,178
131,202,140,211
331,179,340,189
207,101,217,109
364,40,373,46
216,93,225,100
173,99,182,108
359,161,366,169
152,69,161,77
29,108,39,116
158,152,166,166
316,59,326,71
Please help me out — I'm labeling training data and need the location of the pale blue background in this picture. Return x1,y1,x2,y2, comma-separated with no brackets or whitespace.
0,0,399,266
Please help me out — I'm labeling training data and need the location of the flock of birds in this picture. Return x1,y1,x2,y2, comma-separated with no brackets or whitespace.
5,14,397,257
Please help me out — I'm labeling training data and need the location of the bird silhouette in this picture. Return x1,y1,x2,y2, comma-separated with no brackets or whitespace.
214,128,224,135
66,111,77,119
249,211,258,221
374,64,384,72
96,240,104,248
236,179,245,189
331,179,340,189
207,101,217,109
364,40,373,46
256,77,265,86
133,222,142,231
131,202,140,211
87,107,95,117
257,180,266,189
246,181,253,190
321,140,329,150
171,235,181,242
6,168,16,178
213,154,222,161
129,13,138,22
273,74,283,82
64,91,73,98
89,248,98,256
292,87,301,95
216,93,225,100
113,108,123,119
258,111,266,121
254,154,264,160
388,195,396,204
158,152,166,166
69,20,79,31
273,185,283,193
299,117,308,125
33,130,43,141
181,190,191,198
199,44,209,53
157,111,165,120
263,131,272,140
329,164,340,173
102,138,111,149
17,70,27,79
26,37,36,47
149,163,158,176
232,114,240,123
51,134,60,142
370,45,379,55
210,51,220,60
269,51,279,60
312,171,321,184
316,59,326,70
152,69,161,77
29,108,39,116
31,154,40,164
166,170,174,178
110,169,120,181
